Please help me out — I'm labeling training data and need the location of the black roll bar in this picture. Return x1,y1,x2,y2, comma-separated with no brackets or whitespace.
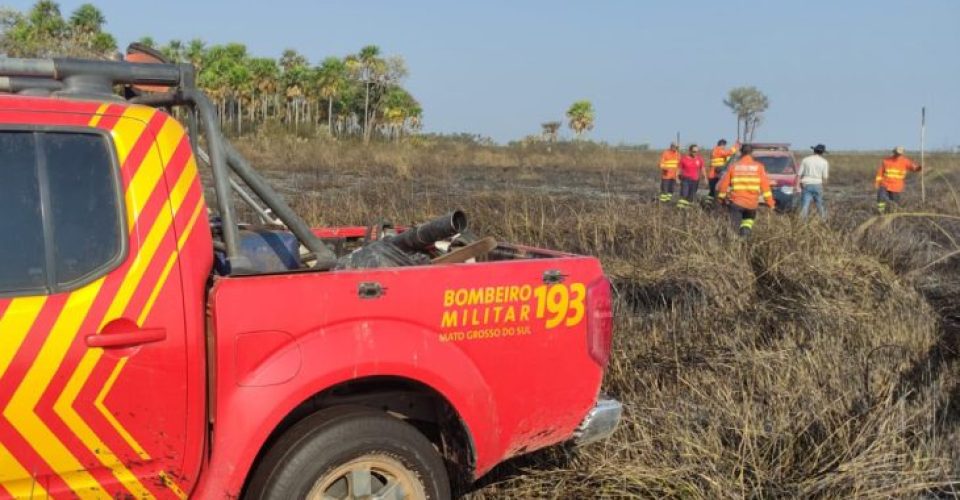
0,76,63,93
129,91,338,270
0,57,338,272
0,58,183,86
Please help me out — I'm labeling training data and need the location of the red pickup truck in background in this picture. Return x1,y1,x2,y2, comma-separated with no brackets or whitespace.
0,55,620,499
719,143,801,211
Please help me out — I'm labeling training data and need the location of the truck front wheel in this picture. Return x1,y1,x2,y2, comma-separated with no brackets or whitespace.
245,406,451,500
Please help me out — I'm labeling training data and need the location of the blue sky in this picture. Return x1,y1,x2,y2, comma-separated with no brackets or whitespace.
9,0,960,149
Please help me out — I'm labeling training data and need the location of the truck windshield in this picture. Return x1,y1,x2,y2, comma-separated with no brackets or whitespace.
755,155,794,174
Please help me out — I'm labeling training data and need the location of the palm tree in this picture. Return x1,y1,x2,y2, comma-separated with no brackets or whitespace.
66,4,114,57
161,39,184,62
228,63,253,134
279,49,309,126
248,57,279,122
346,45,387,143
316,56,347,133
197,43,248,125
68,3,104,34
28,0,66,44
381,86,421,141
186,38,205,70
1,0,67,56
566,100,595,139
279,48,308,73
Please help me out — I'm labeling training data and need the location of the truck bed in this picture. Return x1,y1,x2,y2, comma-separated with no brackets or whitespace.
206,251,610,482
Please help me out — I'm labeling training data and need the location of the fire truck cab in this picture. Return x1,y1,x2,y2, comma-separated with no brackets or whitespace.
0,56,620,499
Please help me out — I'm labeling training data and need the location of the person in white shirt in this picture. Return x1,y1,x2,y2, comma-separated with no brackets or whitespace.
797,144,829,219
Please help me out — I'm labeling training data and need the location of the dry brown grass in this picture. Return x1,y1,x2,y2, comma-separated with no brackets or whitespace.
236,135,960,498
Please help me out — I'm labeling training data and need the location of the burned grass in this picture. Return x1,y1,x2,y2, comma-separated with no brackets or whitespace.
237,136,960,497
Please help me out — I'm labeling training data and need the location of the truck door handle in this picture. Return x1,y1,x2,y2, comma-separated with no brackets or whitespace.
85,327,166,349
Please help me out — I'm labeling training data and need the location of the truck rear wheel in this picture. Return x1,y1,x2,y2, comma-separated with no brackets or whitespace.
245,406,450,500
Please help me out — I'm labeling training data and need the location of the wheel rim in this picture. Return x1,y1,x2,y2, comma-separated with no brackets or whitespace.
306,454,426,500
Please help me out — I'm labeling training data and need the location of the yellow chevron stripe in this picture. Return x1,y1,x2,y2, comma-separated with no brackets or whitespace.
138,252,179,328
4,281,109,500
88,104,109,128
177,201,205,248
50,113,168,499
156,200,204,500
132,200,202,499
52,349,151,497
137,196,202,328
169,160,198,212
105,163,195,329
0,297,50,498
153,114,188,160
0,443,30,484
57,142,194,499
50,115,172,499
0,297,47,377
93,357,148,460
109,106,157,166
95,153,195,451
0,442,47,498
0,109,187,499
122,121,166,230
159,470,187,500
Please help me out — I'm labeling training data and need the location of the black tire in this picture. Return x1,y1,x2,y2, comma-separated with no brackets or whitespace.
245,406,451,500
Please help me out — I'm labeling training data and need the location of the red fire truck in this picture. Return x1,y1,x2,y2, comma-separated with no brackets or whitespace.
0,54,620,499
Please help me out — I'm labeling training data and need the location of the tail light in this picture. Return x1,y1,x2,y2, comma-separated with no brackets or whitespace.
586,277,614,367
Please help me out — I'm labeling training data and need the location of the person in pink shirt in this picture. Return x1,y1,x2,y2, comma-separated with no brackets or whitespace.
677,144,706,209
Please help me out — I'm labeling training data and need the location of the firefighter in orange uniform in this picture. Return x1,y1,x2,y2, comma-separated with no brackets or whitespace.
707,139,738,202
658,142,680,202
875,146,922,214
716,144,775,237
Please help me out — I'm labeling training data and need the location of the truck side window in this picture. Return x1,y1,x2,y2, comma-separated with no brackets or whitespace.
0,132,45,293
0,131,123,296
43,132,123,287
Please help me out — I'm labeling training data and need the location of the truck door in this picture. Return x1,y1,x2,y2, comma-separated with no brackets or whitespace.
0,112,192,499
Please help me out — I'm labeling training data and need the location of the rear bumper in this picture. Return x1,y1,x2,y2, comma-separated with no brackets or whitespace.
573,397,622,446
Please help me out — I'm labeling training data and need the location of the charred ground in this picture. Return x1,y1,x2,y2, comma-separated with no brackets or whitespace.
237,135,960,498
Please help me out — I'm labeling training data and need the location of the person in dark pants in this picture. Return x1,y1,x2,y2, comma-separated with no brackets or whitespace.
707,139,738,203
660,178,676,203
677,144,706,209
716,144,776,236
875,146,921,214
728,205,757,236
658,142,680,202
877,187,900,213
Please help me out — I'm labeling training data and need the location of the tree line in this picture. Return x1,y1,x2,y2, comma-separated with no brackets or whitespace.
0,1,772,146
0,1,422,142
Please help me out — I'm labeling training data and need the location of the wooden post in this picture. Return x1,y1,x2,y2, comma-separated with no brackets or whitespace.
921,106,926,207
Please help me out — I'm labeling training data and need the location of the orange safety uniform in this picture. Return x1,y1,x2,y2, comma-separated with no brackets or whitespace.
716,155,775,209
659,149,680,180
708,144,738,179
875,155,919,193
